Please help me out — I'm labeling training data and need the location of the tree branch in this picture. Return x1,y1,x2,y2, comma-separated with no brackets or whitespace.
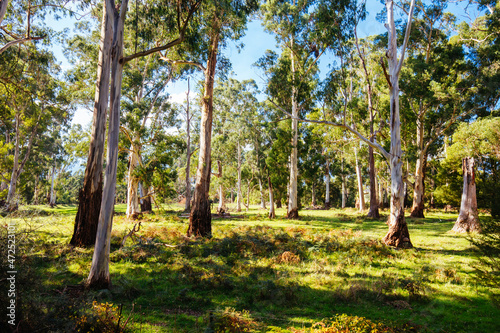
121,0,201,64
268,99,391,161
396,0,416,76
159,56,206,72
0,35,45,55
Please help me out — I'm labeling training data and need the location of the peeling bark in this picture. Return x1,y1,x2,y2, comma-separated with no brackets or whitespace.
71,7,112,247
87,0,129,289
452,157,480,233
188,29,220,238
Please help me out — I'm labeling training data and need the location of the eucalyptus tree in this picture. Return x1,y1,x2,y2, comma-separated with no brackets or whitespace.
397,1,472,218
0,0,76,54
212,78,259,212
260,0,356,218
444,118,500,232
86,0,201,288
278,0,416,247
72,0,201,248
162,0,258,237
0,46,70,211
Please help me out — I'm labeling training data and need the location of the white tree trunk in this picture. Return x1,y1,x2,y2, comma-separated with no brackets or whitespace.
218,184,224,212
288,36,299,219
126,144,140,218
237,141,242,212
354,146,365,211
341,175,346,209
453,157,480,232
325,159,330,208
382,0,415,248
259,178,266,209
49,165,56,206
87,0,128,288
185,78,192,212
268,174,275,218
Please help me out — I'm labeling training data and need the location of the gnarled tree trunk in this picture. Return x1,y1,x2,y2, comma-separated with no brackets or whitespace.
452,157,480,233
71,7,112,247
188,30,219,238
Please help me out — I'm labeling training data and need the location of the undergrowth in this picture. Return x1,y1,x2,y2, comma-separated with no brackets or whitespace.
0,206,498,332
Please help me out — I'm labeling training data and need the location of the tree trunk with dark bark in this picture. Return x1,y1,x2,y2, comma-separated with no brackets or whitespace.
452,157,480,233
188,30,219,238
71,7,112,247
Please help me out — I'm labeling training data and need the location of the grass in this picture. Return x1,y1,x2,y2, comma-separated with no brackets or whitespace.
1,203,498,332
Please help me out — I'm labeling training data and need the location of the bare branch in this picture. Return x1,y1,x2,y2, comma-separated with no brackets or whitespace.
396,0,416,76
0,35,45,54
379,57,392,88
268,99,391,160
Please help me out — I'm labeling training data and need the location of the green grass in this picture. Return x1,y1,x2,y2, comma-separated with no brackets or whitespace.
1,204,498,332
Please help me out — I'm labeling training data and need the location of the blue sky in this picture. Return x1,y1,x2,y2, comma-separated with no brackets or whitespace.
49,1,475,127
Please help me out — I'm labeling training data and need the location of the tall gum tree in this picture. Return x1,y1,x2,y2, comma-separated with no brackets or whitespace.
72,0,201,248
86,0,201,288
280,0,416,248
163,0,258,237
260,0,357,218
399,1,471,218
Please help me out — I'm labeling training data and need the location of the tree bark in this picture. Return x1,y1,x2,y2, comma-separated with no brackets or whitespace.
325,159,330,209
259,178,266,209
87,0,128,289
341,175,346,209
71,7,112,247
452,157,480,233
188,30,219,238
287,36,299,219
49,164,56,207
185,78,192,212
139,183,152,212
268,173,275,219
354,146,365,211
410,148,427,218
367,146,380,218
311,183,316,206
236,141,242,212
126,143,141,219
382,0,414,249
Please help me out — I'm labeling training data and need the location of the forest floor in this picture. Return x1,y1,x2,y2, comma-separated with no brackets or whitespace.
1,204,499,332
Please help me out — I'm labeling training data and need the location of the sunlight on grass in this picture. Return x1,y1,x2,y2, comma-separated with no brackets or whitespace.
1,204,498,332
